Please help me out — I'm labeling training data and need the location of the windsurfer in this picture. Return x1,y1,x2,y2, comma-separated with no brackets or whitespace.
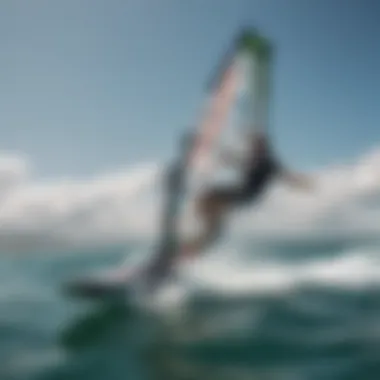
180,131,314,257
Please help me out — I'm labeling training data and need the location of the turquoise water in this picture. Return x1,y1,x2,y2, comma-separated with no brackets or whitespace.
1,241,380,380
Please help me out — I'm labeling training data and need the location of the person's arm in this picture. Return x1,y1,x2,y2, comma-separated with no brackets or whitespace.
280,168,315,191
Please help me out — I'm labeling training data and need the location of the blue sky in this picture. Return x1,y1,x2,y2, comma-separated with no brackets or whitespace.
0,0,379,177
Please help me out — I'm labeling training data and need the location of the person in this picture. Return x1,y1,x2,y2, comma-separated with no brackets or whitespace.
179,131,314,258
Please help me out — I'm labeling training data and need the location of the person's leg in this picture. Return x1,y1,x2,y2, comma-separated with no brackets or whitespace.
180,215,224,258
179,187,238,258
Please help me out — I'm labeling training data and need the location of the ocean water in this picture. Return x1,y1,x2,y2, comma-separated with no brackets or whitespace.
1,237,380,380
2,148,380,379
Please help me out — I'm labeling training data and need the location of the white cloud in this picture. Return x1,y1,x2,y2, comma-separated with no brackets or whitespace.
230,147,380,241
0,152,30,197
0,147,380,253
0,155,162,252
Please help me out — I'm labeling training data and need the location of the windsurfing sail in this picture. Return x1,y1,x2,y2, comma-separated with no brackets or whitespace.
179,29,274,230
190,28,273,182
149,29,273,278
